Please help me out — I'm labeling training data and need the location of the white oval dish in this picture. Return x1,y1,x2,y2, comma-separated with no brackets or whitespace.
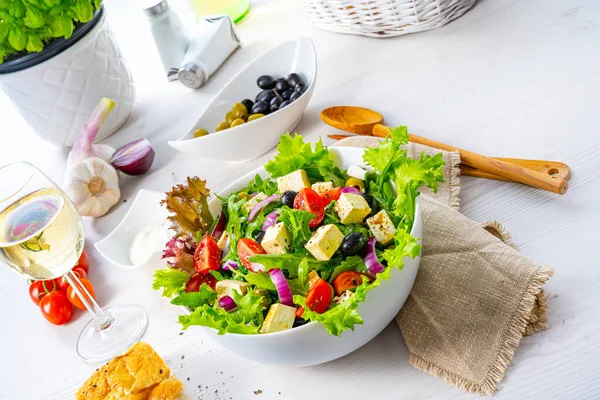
195,146,421,367
168,37,317,163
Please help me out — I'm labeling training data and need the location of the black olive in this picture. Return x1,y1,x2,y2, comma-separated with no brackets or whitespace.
255,89,275,103
281,90,292,101
257,75,275,90
275,79,289,93
294,83,305,92
256,230,265,244
287,73,301,88
281,190,297,208
363,194,380,217
251,101,269,115
340,232,367,257
279,100,291,109
290,90,302,102
270,96,282,112
241,99,254,113
293,317,308,328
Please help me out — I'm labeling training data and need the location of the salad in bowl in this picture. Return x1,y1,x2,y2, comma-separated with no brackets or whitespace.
153,126,444,352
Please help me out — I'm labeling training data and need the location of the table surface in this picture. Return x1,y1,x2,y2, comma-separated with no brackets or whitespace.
2,0,600,399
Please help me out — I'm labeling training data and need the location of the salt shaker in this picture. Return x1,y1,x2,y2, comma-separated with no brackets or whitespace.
143,0,191,81
178,15,241,89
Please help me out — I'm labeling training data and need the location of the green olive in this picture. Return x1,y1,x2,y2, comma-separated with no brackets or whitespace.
247,113,265,122
225,111,235,125
230,118,245,128
216,121,230,132
232,102,248,120
193,128,209,138
345,177,365,192
253,288,271,307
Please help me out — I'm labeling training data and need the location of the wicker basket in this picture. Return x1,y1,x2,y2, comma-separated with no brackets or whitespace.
302,0,477,38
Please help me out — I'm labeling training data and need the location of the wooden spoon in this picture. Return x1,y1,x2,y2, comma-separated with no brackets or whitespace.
321,106,569,194
327,134,570,182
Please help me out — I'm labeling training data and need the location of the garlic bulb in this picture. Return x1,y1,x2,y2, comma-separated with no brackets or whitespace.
65,157,120,217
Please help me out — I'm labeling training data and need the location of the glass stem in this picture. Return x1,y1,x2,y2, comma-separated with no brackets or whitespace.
64,270,111,330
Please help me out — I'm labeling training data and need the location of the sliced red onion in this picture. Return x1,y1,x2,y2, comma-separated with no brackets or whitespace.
162,235,196,267
262,211,280,231
110,138,155,176
218,295,237,312
249,194,280,221
222,260,239,271
211,211,227,240
341,187,361,195
269,268,293,306
365,237,384,275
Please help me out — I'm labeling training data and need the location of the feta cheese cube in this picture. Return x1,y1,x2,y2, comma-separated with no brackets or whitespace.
217,232,229,251
242,193,267,215
311,181,333,194
347,165,368,180
215,280,251,299
335,193,371,224
305,224,344,261
366,210,396,245
261,222,291,255
276,170,310,193
260,303,296,334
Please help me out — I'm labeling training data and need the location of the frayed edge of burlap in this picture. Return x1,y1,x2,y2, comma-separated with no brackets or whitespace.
482,221,516,248
447,151,461,210
524,291,550,336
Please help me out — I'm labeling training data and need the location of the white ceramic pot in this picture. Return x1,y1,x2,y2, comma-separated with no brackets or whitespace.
0,6,135,147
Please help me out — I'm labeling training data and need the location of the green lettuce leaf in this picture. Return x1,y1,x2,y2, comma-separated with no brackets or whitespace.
329,255,366,283
276,206,314,251
152,268,190,297
170,283,216,308
242,174,278,196
237,271,276,291
250,253,326,278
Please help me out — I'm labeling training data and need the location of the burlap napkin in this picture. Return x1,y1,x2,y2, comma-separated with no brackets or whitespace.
334,137,553,396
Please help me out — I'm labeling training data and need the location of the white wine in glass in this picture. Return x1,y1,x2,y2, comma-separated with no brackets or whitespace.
0,162,147,363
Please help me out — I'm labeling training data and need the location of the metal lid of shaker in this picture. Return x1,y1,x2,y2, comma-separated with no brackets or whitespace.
143,0,169,16
178,63,206,89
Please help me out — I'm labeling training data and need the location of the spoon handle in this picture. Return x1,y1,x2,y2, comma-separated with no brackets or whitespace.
372,124,568,194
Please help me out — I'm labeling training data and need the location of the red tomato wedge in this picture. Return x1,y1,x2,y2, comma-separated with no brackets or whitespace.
305,278,333,314
319,187,341,207
186,273,218,292
333,271,373,296
194,235,221,273
293,188,324,228
237,238,267,272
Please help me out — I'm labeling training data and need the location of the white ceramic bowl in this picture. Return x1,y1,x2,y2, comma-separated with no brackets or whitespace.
192,146,421,367
168,37,317,162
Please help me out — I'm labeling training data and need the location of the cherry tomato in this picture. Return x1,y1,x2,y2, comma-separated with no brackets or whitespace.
75,250,90,274
186,273,218,292
237,238,267,273
66,278,95,310
333,271,373,296
305,278,333,314
194,235,221,273
56,267,87,291
296,306,305,318
29,279,58,306
39,291,73,325
293,188,324,228
319,187,342,207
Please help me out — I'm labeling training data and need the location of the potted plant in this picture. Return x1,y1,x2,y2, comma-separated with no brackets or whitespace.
0,0,135,147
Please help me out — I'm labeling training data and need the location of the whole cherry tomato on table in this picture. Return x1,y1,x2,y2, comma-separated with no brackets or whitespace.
237,238,267,272
194,235,221,273
66,278,95,310
186,273,218,292
305,278,333,314
56,266,87,291
75,250,90,274
29,279,58,306
39,291,73,325
294,188,324,228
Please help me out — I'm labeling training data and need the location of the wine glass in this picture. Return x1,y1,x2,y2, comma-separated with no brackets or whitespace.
0,162,147,363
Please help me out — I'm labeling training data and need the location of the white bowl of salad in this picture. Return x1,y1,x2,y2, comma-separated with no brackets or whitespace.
153,126,444,367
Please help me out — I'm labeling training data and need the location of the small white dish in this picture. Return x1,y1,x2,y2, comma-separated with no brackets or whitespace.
95,189,170,268
168,37,317,163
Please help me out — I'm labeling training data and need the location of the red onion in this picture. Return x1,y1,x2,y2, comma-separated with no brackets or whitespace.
109,138,155,176
211,211,227,240
262,211,280,231
218,295,237,312
222,260,239,271
162,235,196,267
341,187,361,195
249,194,280,221
269,268,293,306
365,237,384,275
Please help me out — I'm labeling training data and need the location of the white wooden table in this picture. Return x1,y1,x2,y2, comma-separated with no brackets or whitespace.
2,0,600,398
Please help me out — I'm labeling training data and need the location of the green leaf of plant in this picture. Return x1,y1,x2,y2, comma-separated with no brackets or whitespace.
26,33,43,52
46,15,63,37
0,22,9,43
9,0,26,18
8,27,26,51
74,0,93,22
250,252,330,279
152,268,190,297
276,206,313,252
170,283,216,308
24,5,45,28
61,14,73,38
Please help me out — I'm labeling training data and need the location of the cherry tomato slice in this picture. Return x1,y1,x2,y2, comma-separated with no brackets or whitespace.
194,235,221,273
39,291,73,325
293,188,325,228
29,279,58,306
56,267,87,291
305,278,333,314
319,187,342,207
333,271,373,296
237,238,267,273
75,250,90,274
296,306,305,318
186,273,218,292
66,278,95,310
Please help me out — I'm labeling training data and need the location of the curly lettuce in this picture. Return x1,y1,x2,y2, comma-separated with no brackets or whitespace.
161,177,214,238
